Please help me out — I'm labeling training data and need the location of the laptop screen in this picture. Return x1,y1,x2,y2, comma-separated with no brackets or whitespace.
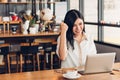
83,52,116,74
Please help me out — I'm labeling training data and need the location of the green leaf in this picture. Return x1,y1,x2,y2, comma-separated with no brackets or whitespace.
29,18,36,27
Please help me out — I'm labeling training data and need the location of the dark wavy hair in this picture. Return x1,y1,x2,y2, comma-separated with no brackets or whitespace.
64,9,85,49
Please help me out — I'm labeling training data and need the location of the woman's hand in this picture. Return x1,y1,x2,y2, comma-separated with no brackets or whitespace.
60,22,68,33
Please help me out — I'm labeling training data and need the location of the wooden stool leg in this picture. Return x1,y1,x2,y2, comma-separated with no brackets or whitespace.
20,54,23,72
37,53,40,71
37,49,44,70
16,54,19,72
51,52,53,69
7,54,10,73
33,54,36,71
51,52,55,69
4,55,8,73
44,54,47,69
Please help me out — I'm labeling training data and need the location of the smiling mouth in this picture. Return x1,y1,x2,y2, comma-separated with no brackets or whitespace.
75,31,80,33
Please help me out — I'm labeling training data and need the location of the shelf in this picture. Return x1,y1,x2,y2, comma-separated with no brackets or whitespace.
0,0,56,35
0,2,8,4
0,21,21,34
0,1,55,4
8,2,29,4
0,21,21,24
9,21,21,24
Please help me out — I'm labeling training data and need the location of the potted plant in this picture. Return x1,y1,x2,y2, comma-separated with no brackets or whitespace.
19,10,33,34
19,9,40,34
29,17,37,34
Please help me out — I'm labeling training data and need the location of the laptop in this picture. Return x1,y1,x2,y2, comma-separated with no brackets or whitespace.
78,52,116,74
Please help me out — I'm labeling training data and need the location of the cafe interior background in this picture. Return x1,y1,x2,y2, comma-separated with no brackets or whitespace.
0,0,120,74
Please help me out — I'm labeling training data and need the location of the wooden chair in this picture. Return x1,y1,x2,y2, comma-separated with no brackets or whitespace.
34,39,57,70
51,41,61,69
36,45,44,70
35,42,52,70
20,42,39,72
44,42,53,69
0,43,10,73
7,44,21,73
0,44,21,73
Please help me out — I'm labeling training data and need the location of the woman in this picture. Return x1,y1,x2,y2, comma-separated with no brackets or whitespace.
56,9,97,68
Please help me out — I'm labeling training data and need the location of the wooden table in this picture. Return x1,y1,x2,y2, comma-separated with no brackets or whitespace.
0,63,120,80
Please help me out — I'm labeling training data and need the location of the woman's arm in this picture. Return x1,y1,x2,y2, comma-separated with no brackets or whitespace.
58,22,68,60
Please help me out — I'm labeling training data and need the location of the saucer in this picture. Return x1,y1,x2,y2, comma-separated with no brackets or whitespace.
63,73,81,79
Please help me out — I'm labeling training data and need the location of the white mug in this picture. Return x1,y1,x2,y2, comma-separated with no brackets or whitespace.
66,71,77,77
29,27,36,34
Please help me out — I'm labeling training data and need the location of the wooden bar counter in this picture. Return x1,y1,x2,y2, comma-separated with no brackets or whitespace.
0,63,120,80
0,31,60,73
0,32,59,39
0,31,60,44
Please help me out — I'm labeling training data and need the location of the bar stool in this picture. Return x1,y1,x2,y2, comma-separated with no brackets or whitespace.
20,42,39,72
0,43,9,73
51,41,61,69
36,45,44,70
35,39,56,70
50,51,56,69
43,42,53,69
7,44,21,73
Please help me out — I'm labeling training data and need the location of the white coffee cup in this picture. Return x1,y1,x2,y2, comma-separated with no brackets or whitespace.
65,71,77,77
29,27,36,34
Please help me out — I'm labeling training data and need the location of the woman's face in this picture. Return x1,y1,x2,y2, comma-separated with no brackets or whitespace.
73,18,84,36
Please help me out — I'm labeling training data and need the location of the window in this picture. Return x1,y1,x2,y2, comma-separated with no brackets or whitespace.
84,0,98,22
104,27,120,45
56,0,120,46
104,0,120,45
104,0,120,22
69,0,79,10
84,0,98,40
85,25,98,40
55,1,67,24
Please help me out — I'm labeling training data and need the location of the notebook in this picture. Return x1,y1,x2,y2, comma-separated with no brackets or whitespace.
78,52,116,74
